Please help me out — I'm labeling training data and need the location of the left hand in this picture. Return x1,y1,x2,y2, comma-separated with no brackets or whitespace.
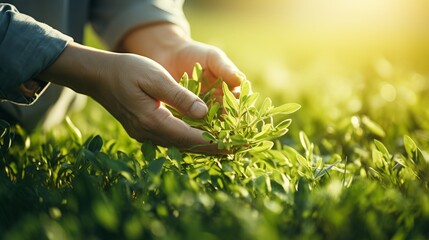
120,23,246,98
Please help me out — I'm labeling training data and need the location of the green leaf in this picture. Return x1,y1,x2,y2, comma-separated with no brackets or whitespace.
314,161,340,179
239,80,252,103
182,116,205,127
403,135,417,156
148,157,166,175
259,97,272,116
180,72,189,89
120,171,134,183
86,135,103,153
268,150,293,167
167,147,182,161
268,128,289,139
192,62,203,81
362,116,386,138
141,140,156,161
267,103,301,115
299,131,312,153
372,149,385,168
275,119,292,130
222,82,239,115
296,153,312,172
374,140,390,157
95,152,129,173
187,78,201,96
0,121,12,157
65,116,82,145
202,131,216,142
230,134,248,146
0,119,10,138
207,102,221,122
252,124,273,141
223,114,238,128
243,92,260,108
250,140,274,152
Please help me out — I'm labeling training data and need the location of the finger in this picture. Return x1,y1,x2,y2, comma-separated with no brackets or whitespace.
206,47,246,88
140,68,208,119
144,106,225,153
142,124,226,154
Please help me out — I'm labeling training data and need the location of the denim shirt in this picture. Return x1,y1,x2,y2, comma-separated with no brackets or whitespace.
0,4,71,104
0,0,189,104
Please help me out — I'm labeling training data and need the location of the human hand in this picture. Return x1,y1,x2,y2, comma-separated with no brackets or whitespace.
38,42,218,152
120,23,246,99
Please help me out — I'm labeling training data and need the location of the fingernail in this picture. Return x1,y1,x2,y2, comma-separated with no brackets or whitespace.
190,100,208,118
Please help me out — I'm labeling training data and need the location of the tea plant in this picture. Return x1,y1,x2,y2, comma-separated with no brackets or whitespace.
1,63,429,239
169,63,301,154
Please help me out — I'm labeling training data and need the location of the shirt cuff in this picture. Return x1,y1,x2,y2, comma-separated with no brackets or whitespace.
0,4,73,104
97,0,190,50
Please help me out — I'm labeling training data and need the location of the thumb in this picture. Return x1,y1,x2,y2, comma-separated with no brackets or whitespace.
177,91,208,119
144,72,208,119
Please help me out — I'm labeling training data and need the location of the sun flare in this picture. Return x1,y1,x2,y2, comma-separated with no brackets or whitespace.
287,0,424,34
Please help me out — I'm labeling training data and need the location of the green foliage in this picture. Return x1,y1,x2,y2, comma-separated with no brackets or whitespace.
1,66,429,239
169,63,301,153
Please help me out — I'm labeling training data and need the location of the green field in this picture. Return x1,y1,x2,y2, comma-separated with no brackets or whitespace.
1,2,429,239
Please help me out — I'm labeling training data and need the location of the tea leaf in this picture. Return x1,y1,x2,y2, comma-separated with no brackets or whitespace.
141,140,156,161
187,78,201,96
192,62,203,81
65,116,82,145
202,131,216,142
276,119,292,130
299,131,312,153
86,135,103,153
362,116,386,138
239,80,252,103
403,135,417,156
180,72,189,89
171,64,299,154
148,157,166,175
222,82,239,115
374,140,390,158
250,141,274,153
182,116,205,127
268,103,301,116
259,97,273,116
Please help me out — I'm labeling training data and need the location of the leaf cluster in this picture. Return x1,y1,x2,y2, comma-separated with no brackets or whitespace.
168,63,300,153
1,63,429,240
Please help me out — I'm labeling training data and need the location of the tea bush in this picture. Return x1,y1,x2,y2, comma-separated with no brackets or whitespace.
1,62,429,239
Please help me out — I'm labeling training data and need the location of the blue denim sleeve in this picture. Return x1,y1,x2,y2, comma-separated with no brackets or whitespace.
90,0,190,50
0,3,72,104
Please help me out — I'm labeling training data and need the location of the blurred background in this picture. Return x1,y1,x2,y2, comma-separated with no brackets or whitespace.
83,0,429,147
182,0,429,142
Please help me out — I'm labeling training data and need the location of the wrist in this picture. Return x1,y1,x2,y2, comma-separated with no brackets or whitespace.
37,42,116,96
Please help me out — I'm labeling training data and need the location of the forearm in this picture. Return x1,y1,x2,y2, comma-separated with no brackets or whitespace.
37,42,116,97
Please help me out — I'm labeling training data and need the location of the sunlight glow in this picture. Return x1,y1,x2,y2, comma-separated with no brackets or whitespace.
287,0,418,34
380,83,397,102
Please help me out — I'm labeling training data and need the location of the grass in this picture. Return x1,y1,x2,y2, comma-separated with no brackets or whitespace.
1,2,429,239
